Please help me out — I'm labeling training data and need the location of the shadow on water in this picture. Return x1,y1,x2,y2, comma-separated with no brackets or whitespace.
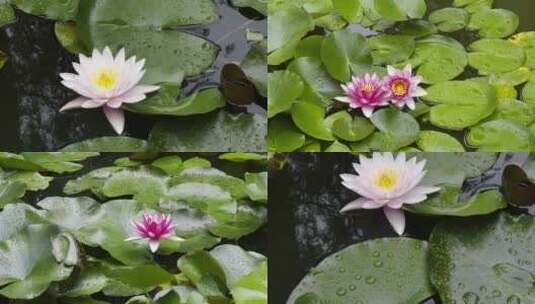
269,152,532,304
0,0,266,151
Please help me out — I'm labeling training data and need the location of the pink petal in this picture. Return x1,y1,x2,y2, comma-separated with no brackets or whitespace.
383,207,405,235
102,106,125,134
60,97,90,112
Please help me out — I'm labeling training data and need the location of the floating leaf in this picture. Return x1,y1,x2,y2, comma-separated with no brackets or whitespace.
267,116,306,152
268,70,304,118
60,137,148,152
466,119,533,151
54,22,86,54
429,8,468,32
288,238,434,304
148,111,266,152
468,8,519,38
416,131,465,152
368,34,415,65
429,212,535,304
468,38,525,75
244,172,267,202
364,108,420,151
291,101,334,141
231,0,267,15
242,40,267,97
374,0,427,21
77,0,219,84
510,31,535,68
329,111,375,142
423,79,497,130
9,0,79,21
268,6,314,53
409,35,467,84
489,98,535,126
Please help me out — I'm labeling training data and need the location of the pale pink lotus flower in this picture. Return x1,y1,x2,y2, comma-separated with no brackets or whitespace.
339,153,440,235
334,73,389,118
59,47,160,134
125,213,183,253
383,65,426,110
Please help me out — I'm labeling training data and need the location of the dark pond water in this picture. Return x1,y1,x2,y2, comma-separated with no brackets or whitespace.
0,0,266,151
0,153,267,304
269,152,532,304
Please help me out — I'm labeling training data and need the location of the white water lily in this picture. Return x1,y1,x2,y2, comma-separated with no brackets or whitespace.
59,47,160,134
340,153,440,235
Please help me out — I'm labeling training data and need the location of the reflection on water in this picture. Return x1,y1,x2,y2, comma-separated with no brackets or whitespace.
269,153,532,303
0,1,266,151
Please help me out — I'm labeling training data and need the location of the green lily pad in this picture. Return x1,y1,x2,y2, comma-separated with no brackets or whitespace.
333,0,362,23
364,107,420,151
374,0,426,22
0,181,25,208
242,40,267,97
368,34,415,65
468,8,519,38
409,35,468,84
429,212,535,304
468,39,526,75
169,167,247,199
291,101,335,141
287,238,434,304
55,22,86,54
9,0,79,21
60,137,148,152
466,119,533,151
416,131,465,152
423,79,497,130
268,70,304,118
454,0,493,13
267,116,306,152
0,4,15,26
489,98,535,126
231,0,267,15
523,80,535,106
510,32,535,68
288,57,341,103
124,87,226,117
244,172,267,202
77,0,219,84
148,111,266,152
429,8,469,32
329,111,375,142
405,187,506,216
489,67,532,87
232,261,267,304
268,6,314,53
320,29,372,82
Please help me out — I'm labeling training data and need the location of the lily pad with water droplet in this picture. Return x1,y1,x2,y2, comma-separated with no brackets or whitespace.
429,212,535,304
77,0,219,85
287,238,434,304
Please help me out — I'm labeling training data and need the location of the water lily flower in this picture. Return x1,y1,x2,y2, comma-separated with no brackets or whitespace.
383,65,426,110
125,213,183,253
59,47,160,134
339,153,440,235
334,73,389,118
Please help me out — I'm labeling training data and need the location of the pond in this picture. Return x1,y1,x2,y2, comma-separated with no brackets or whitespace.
0,152,268,304
269,152,534,303
0,1,266,151
267,0,535,152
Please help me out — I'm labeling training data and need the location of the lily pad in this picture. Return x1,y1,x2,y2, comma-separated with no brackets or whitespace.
405,187,506,216
468,38,526,75
368,34,415,65
468,8,519,38
77,0,219,84
329,111,375,142
510,32,535,68
267,116,306,152
364,108,420,151
287,238,434,304
429,8,469,33
268,70,304,118
409,35,467,84
423,79,497,130
9,0,79,21
268,6,314,53
489,98,535,126
429,212,535,304
148,111,266,152
291,101,335,141
466,119,533,151
374,0,427,22
416,131,465,152
60,137,148,152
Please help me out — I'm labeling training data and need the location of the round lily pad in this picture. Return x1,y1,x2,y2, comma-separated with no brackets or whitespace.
468,38,526,75
429,212,535,304
287,238,434,304
466,119,532,151
468,8,519,38
429,8,469,32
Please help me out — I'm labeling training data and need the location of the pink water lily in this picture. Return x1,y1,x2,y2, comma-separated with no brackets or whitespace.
334,73,389,118
125,213,183,253
59,47,160,134
340,153,440,235
383,65,426,110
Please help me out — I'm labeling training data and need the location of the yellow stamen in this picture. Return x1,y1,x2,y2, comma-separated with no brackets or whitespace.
92,68,118,90
375,169,398,190
361,83,374,93
391,80,408,96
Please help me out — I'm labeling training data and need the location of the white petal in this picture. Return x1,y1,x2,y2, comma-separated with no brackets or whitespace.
103,106,125,134
124,236,143,242
340,198,371,213
60,97,89,112
82,99,107,109
148,240,160,253
404,64,412,73
383,207,405,235
407,98,416,110
362,107,374,118
335,96,352,103
387,65,396,75
413,87,427,97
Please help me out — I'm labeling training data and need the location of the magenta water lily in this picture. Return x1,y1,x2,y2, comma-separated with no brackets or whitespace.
59,47,160,134
340,153,439,235
125,213,183,253
335,65,427,117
